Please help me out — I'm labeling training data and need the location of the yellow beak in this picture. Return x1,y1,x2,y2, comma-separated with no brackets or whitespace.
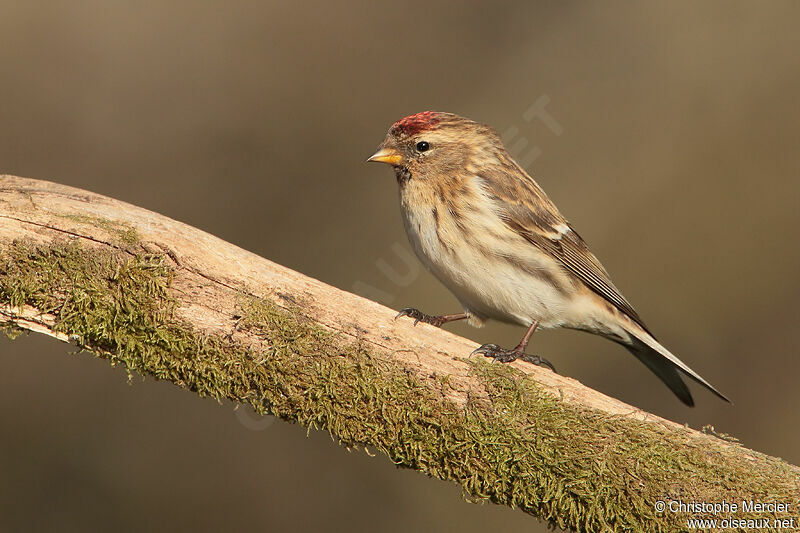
367,148,404,166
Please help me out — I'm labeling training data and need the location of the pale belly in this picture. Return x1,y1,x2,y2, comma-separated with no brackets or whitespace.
400,195,582,329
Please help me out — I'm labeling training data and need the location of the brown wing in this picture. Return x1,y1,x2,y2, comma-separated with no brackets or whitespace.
480,162,650,333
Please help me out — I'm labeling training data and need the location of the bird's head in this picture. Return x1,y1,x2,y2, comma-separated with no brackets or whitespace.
367,111,503,182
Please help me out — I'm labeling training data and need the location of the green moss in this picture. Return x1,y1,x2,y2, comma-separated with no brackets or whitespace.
701,424,741,443
1,239,797,532
1,322,25,340
57,214,139,245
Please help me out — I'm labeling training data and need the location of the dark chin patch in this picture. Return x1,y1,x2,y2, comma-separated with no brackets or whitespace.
394,167,411,184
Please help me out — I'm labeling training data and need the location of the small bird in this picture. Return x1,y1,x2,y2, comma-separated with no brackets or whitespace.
367,111,729,406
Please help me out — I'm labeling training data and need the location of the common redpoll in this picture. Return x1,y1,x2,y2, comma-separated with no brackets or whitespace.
368,111,729,406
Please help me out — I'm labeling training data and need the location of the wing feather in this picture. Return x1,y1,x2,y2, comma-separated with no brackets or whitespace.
479,162,650,333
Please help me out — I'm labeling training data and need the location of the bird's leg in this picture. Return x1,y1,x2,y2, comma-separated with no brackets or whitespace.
395,308,468,327
471,321,557,372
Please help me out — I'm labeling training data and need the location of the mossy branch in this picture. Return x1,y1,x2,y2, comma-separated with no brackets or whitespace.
0,175,797,532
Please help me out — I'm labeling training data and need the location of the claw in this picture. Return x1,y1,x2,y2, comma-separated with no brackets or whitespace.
471,343,557,372
394,307,449,327
394,308,412,320
470,343,500,357
520,353,557,373
395,307,425,326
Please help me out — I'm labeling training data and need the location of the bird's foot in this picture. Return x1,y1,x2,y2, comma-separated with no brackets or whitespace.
395,307,448,327
470,343,557,372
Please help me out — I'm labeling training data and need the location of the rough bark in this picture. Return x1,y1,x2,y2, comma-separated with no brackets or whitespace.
0,175,797,532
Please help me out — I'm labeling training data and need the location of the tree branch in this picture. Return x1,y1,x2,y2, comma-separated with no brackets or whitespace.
0,175,797,532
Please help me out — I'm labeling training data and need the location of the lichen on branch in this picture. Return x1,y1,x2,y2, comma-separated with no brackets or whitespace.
1,237,798,532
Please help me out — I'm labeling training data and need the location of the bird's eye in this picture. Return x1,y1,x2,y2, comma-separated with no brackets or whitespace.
416,141,430,152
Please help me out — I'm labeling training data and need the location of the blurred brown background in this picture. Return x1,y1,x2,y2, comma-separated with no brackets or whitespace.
1,2,799,531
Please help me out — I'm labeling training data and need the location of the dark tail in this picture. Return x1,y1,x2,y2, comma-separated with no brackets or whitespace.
622,329,731,407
